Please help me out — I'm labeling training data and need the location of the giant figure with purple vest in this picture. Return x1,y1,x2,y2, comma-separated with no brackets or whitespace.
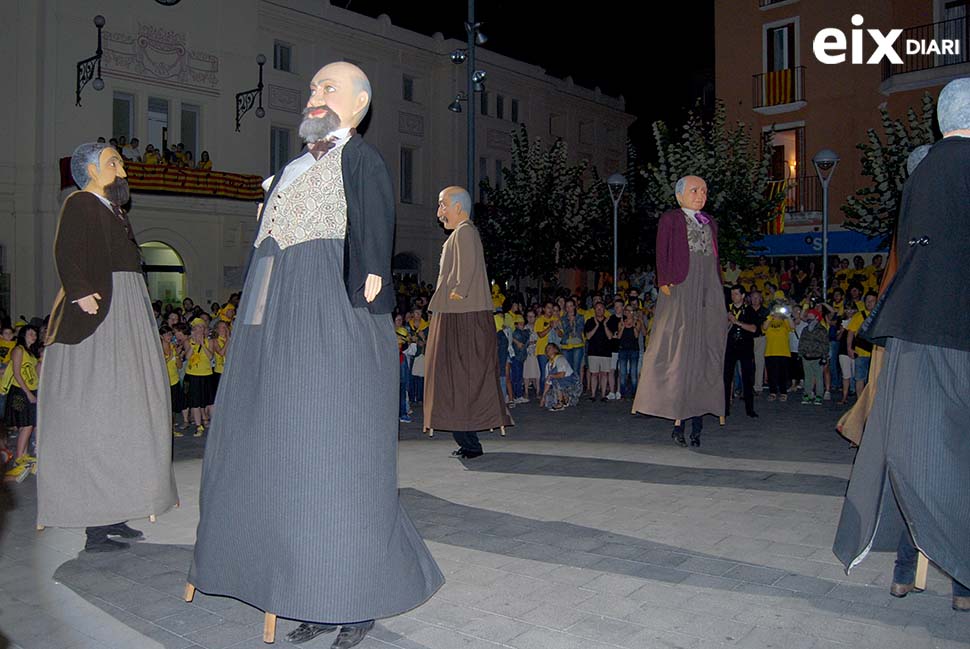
632,175,728,447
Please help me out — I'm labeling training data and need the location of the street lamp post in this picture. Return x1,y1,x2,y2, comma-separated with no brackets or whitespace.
448,3,487,199
607,173,627,297
812,149,840,299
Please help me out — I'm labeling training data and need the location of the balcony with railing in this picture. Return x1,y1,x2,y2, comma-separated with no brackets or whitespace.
881,17,969,92
784,175,823,221
752,67,806,114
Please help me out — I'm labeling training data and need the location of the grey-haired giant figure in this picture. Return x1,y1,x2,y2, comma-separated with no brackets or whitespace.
189,62,444,648
38,142,178,551
422,186,512,457
833,77,970,612
632,175,729,447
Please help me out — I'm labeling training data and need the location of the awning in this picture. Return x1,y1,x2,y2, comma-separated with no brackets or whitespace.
749,230,888,256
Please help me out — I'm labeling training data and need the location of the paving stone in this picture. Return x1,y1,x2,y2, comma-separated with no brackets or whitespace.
565,614,645,646
183,620,264,649
518,603,589,630
153,606,224,635
459,611,534,644
722,564,788,586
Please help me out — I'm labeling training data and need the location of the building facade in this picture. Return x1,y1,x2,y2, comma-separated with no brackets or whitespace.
715,0,968,232
1,0,634,318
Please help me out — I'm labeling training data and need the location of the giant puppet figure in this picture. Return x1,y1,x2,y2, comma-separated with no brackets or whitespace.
632,175,728,447
833,78,970,612
189,62,444,648
423,186,512,458
38,143,178,552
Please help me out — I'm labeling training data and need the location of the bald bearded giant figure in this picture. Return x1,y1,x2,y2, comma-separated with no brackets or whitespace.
189,62,443,649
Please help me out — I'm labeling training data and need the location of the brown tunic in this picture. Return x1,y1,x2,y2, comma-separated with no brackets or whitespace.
423,220,511,432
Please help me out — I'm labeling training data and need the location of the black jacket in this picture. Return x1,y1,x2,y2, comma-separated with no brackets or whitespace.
259,134,396,315
864,137,970,352
47,192,142,345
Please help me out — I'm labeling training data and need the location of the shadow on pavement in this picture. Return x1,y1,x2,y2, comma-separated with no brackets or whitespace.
455,452,848,496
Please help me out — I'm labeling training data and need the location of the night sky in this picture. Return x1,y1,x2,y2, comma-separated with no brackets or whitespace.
339,0,715,153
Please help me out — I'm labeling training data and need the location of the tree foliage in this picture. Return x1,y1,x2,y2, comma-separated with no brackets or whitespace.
640,100,780,265
842,93,936,239
477,126,610,284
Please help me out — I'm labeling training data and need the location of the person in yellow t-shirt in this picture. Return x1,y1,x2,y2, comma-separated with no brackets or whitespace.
737,267,756,294
503,301,524,330
861,254,884,292
834,258,852,291
184,318,214,437
197,150,213,171
763,310,792,401
3,325,41,478
491,284,506,310
846,292,877,395
161,324,191,435
143,145,162,165
210,320,230,416
0,326,15,366
534,301,556,384
752,256,771,293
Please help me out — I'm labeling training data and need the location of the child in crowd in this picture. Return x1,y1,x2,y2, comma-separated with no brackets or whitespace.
161,325,190,434
798,309,829,405
184,318,214,436
509,314,530,403
522,310,541,399
3,325,41,479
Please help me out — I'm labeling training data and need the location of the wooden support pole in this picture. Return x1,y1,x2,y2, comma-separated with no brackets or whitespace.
263,612,277,643
719,416,726,426
183,583,196,602
915,551,929,591
149,514,157,523
36,524,45,531
500,425,506,437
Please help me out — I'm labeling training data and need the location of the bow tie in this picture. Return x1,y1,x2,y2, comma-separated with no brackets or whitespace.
307,129,355,160
688,210,711,225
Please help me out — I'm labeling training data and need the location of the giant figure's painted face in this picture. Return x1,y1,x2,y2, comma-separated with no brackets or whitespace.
300,62,370,142
88,148,129,205
676,176,707,211
436,189,463,229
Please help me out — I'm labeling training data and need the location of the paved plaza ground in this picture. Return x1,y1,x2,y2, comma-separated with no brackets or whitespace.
1,395,967,649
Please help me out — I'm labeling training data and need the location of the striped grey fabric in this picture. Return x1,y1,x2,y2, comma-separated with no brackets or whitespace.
37,272,178,527
190,237,443,623
833,338,970,588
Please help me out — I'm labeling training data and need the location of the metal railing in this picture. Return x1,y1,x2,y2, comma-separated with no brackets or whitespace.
784,175,823,214
881,16,968,80
759,0,791,7
752,66,805,108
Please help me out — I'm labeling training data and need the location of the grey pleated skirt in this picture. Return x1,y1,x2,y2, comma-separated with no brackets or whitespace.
190,237,443,624
37,271,178,528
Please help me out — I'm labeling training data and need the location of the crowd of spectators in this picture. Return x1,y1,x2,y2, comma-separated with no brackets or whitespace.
3,250,882,475
1,294,239,479
96,135,213,170
392,252,886,420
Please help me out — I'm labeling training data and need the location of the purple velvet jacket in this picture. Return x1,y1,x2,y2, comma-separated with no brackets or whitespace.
656,208,721,287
